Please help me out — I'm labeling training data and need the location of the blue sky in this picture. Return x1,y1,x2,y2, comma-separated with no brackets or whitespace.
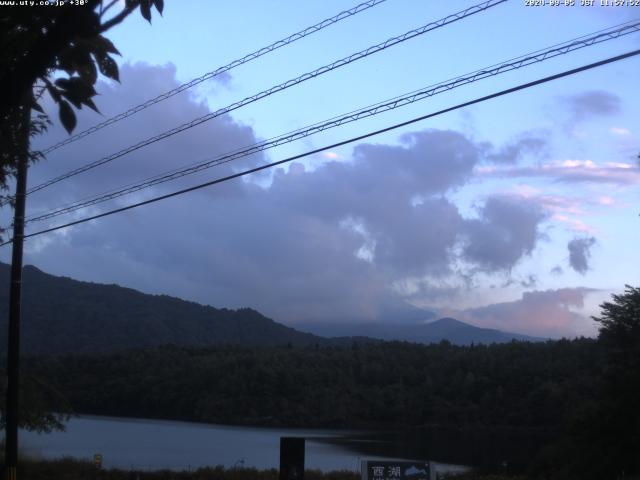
2,0,639,337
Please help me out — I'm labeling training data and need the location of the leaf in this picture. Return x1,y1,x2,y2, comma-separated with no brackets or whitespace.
57,45,93,80
54,78,71,90
90,35,120,56
68,77,97,96
58,100,77,134
83,97,99,113
140,0,152,22
97,54,119,82
78,60,98,86
57,77,98,109
31,100,44,114
61,92,82,109
46,84,61,102
153,0,164,15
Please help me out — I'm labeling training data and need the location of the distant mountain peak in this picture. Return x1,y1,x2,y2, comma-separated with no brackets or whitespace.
298,316,543,345
427,317,468,327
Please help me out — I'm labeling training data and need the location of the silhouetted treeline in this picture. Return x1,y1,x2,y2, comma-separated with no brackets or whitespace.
23,338,601,430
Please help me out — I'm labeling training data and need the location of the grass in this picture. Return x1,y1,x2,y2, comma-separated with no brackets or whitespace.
16,458,361,480
13,458,525,480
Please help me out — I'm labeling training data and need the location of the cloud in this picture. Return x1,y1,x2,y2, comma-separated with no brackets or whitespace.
26,62,260,216
598,196,615,206
561,90,621,122
0,63,559,330
462,195,547,272
489,184,624,235
477,160,640,185
459,288,598,337
520,274,537,288
552,215,594,234
610,127,632,137
485,131,548,164
568,236,596,274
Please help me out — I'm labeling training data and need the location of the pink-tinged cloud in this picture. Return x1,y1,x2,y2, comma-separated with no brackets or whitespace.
459,287,599,338
498,180,632,234
493,189,598,234
476,160,640,185
552,214,594,234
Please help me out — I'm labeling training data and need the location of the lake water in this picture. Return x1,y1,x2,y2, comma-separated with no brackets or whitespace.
20,415,468,474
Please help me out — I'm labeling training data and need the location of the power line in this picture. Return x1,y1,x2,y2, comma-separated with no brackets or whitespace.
2,48,637,248
40,0,390,155
25,0,507,197
23,19,640,224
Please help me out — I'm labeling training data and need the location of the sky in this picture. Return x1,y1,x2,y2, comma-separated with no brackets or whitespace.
1,0,639,338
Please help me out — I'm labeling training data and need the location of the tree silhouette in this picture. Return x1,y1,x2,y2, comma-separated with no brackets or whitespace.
0,0,164,432
0,0,163,208
591,285,640,478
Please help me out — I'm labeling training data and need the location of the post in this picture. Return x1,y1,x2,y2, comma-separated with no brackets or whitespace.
4,102,30,480
279,437,305,480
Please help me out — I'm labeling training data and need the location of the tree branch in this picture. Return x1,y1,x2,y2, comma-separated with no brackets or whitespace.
99,5,137,33
100,0,119,19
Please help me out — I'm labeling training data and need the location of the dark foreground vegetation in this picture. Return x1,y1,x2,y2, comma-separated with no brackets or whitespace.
14,458,525,480
2,287,638,479
22,339,600,431
11,337,630,479
13,458,358,480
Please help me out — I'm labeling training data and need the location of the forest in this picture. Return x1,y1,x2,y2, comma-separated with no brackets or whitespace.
21,339,600,431
4,286,640,479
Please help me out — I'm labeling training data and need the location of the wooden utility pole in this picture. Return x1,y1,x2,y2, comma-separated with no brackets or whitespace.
4,102,31,480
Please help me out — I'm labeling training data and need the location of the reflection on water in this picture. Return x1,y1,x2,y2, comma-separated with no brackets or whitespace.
321,427,551,473
21,416,358,472
20,415,546,474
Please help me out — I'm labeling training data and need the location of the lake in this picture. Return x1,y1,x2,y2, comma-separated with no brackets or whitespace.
20,415,469,475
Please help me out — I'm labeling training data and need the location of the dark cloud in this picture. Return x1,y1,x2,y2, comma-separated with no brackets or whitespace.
485,131,548,164
568,236,596,274
551,265,564,276
27,62,259,215
520,274,537,288
460,288,598,338
561,90,621,122
462,196,547,272
1,63,554,327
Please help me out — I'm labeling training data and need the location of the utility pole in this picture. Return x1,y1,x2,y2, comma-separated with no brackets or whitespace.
4,102,31,480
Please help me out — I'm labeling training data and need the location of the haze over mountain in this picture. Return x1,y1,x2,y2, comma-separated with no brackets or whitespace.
0,262,540,354
296,317,544,345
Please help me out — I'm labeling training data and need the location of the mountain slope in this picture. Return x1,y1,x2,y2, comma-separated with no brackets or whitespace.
0,262,540,353
0,263,327,354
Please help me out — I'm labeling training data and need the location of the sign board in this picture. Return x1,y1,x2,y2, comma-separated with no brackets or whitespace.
361,460,431,480
93,453,103,468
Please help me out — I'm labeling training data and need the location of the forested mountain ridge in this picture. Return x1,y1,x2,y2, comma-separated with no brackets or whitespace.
1,262,539,354
0,262,328,353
